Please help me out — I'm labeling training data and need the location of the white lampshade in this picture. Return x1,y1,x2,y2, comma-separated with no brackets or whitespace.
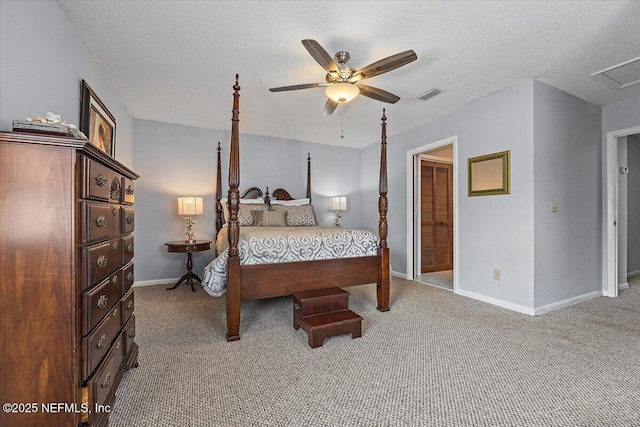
177,196,203,216
325,83,360,103
329,195,347,211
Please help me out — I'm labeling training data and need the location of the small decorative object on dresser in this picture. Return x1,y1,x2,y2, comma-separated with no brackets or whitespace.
80,79,116,157
0,131,138,427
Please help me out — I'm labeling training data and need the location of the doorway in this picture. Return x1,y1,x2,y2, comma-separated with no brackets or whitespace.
406,136,458,292
603,126,640,297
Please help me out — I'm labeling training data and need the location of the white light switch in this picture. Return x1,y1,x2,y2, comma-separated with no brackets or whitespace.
551,201,558,213
493,269,501,281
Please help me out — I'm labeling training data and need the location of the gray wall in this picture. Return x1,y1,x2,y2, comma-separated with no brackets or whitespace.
133,119,363,282
602,97,640,142
628,135,640,275
361,80,536,310
532,80,602,307
0,1,133,167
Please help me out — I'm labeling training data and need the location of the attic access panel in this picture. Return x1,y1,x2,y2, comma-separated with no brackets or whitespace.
592,57,640,90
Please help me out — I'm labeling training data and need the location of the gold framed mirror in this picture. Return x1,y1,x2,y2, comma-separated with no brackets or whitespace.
468,150,510,196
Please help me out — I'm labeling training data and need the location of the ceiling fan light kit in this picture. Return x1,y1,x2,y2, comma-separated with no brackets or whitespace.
325,82,360,103
269,39,417,115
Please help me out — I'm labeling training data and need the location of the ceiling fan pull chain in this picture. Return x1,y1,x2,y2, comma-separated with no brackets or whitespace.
341,103,345,139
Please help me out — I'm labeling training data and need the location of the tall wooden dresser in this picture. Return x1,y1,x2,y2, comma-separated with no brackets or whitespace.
0,132,139,427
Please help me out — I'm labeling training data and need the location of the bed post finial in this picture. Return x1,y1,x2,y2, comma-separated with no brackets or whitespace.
216,141,222,232
306,152,312,202
228,75,241,258
264,186,270,205
378,109,388,249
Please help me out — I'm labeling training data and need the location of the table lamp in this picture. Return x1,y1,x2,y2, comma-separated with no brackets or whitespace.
177,196,203,243
329,195,347,227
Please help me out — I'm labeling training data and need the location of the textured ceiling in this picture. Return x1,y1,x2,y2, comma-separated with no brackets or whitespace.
58,1,640,149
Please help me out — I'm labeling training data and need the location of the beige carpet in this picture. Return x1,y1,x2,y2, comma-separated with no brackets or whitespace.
110,276,640,426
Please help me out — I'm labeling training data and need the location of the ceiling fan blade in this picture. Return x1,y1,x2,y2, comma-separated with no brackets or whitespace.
357,84,401,104
323,99,339,116
302,39,339,73
350,50,417,81
269,83,325,92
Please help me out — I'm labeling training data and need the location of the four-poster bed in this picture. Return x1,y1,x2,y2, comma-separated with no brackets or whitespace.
211,75,390,341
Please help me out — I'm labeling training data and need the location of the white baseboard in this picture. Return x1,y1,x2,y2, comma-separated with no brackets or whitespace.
534,291,602,315
456,288,535,316
133,278,179,287
628,269,640,278
618,282,629,291
391,270,407,279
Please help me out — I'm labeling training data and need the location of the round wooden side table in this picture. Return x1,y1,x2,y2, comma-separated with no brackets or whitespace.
165,240,212,292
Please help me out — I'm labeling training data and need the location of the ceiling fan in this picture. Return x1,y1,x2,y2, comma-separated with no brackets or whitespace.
269,39,417,116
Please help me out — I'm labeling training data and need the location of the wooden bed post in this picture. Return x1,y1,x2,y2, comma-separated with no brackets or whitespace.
226,75,242,341
306,153,312,202
215,141,222,233
377,109,390,312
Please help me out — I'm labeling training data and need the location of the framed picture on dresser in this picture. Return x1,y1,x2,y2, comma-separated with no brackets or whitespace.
80,79,116,157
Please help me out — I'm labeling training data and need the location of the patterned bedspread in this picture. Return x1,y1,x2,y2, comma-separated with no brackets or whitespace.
201,226,379,296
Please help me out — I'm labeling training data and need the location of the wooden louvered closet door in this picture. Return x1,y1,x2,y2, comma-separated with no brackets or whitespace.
421,160,453,273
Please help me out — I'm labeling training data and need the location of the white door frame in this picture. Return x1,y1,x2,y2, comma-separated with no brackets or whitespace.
406,135,458,293
603,125,640,297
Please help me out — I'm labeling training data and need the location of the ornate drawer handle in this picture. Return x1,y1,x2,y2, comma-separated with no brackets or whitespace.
112,275,118,284
128,330,135,339
127,272,134,282
101,372,112,389
95,174,107,187
127,300,134,311
126,215,134,225
186,246,194,251
112,241,119,250
96,215,107,228
97,255,108,269
294,303,300,310
112,207,117,217
97,295,108,309
97,334,107,349
112,308,118,318
126,185,134,195
127,244,134,254
110,178,121,201
116,341,121,350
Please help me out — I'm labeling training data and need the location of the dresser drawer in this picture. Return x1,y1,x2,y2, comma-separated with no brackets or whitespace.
81,203,111,243
122,235,134,265
82,271,122,335
121,207,134,234
85,238,123,287
122,262,134,294
122,177,135,205
84,339,124,426
124,315,136,355
82,157,111,201
121,290,134,327
82,304,123,380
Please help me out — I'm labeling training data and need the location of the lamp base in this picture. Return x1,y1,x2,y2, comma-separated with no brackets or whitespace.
184,239,197,244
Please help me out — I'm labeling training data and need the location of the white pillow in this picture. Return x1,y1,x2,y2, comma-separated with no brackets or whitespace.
270,197,310,206
220,197,265,205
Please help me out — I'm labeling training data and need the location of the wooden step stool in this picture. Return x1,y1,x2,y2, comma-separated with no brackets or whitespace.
292,287,362,348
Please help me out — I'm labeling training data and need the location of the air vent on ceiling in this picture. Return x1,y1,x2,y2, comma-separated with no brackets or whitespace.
591,57,640,90
415,89,441,101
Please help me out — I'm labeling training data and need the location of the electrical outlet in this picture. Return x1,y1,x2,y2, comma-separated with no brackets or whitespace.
493,269,501,281
551,201,558,213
